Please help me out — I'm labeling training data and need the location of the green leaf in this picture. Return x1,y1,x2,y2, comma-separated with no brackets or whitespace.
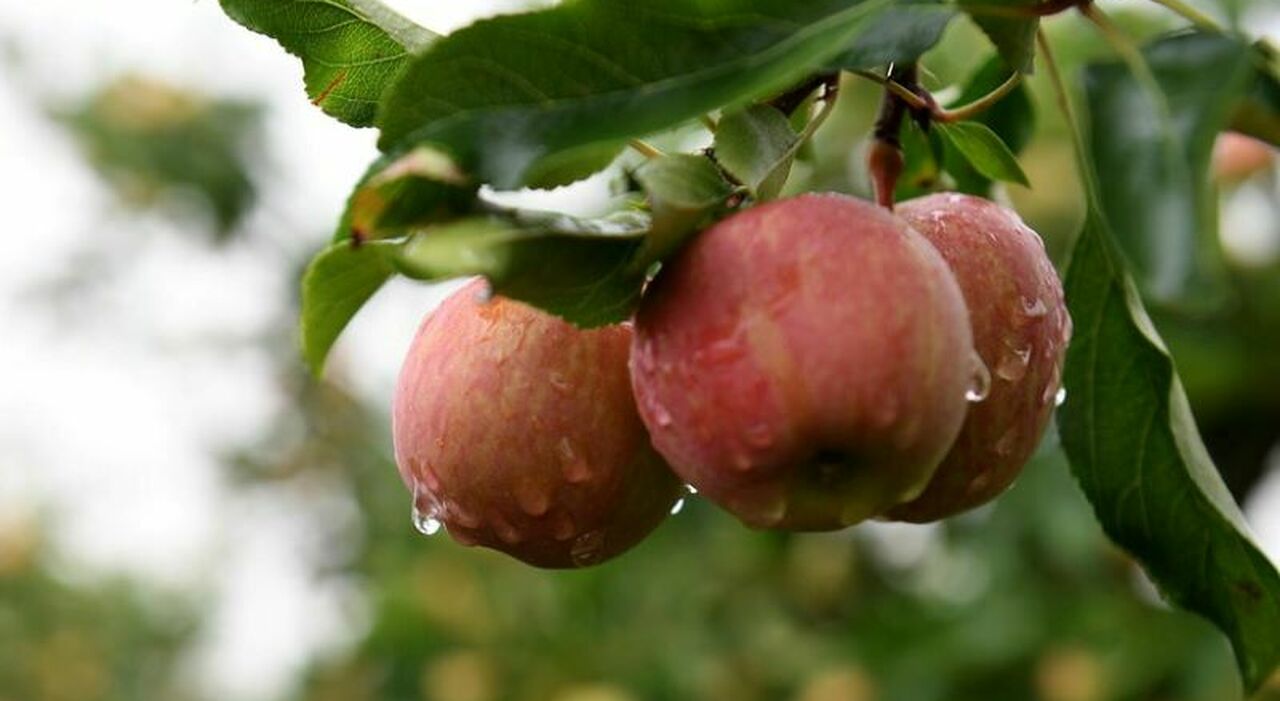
300,240,399,376
958,0,1039,73
942,54,1036,195
894,118,947,199
633,154,736,265
1058,211,1280,692
396,214,650,327
829,0,957,70
936,120,1029,186
218,0,436,127
336,146,476,242
376,0,892,189
1083,33,1259,305
714,105,800,201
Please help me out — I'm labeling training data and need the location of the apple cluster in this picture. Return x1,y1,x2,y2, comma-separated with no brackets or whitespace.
393,192,1071,568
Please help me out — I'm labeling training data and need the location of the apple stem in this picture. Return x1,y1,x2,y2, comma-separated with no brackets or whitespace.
867,64,931,211
936,72,1023,123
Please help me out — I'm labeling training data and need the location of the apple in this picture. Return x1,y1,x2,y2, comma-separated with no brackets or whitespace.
1212,132,1275,184
886,193,1071,522
393,280,682,568
630,193,975,530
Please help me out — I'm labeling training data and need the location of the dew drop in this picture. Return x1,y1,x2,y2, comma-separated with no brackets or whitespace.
491,513,523,544
551,511,577,541
966,352,992,403
1055,387,1067,407
412,499,441,536
557,438,593,484
449,502,482,529
420,464,442,493
670,498,686,515
571,530,606,567
686,484,699,495
549,372,572,394
744,423,774,449
872,393,900,428
1021,296,1048,318
411,483,442,536
702,336,746,365
516,483,551,517
994,427,1018,456
652,404,674,428
995,345,1032,382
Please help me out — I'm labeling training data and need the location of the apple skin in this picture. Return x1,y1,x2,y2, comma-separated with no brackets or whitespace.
630,193,975,531
886,193,1071,522
1212,132,1275,183
393,280,682,568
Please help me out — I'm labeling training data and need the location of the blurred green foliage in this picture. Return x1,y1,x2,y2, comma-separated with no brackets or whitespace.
0,524,200,701
56,75,262,241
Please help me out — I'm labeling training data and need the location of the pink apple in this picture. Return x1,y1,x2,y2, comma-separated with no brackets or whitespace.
394,280,682,568
886,193,1071,522
631,193,975,530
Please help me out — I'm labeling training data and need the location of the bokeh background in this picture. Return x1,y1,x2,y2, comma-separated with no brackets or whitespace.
1,1,1279,700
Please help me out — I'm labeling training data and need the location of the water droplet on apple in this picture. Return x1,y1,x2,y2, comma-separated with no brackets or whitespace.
571,530,605,567
516,483,551,517
670,498,685,515
549,372,571,394
648,401,673,428
994,426,1018,456
1055,387,1067,406
557,438,592,484
411,497,441,536
686,484,698,495
872,393,900,428
995,344,1032,382
449,502,482,529
744,423,774,449
411,483,442,536
702,335,746,365
966,352,992,403
551,512,577,541
491,513,523,544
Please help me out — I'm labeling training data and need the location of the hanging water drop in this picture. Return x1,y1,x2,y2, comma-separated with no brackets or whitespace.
670,498,685,515
411,483,442,536
966,351,992,402
1055,387,1067,406
412,504,442,536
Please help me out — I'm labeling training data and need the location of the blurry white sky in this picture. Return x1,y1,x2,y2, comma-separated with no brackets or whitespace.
0,1,1278,700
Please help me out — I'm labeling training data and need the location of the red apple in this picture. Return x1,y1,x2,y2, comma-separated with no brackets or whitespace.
630,193,976,530
1212,132,1275,183
393,280,682,568
886,193,1071,522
